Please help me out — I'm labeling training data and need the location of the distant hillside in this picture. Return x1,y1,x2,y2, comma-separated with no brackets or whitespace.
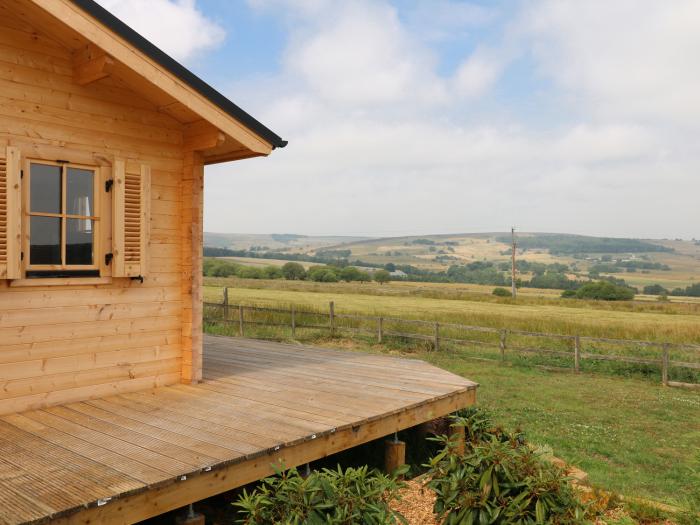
495,233,673,255
203,232,371,251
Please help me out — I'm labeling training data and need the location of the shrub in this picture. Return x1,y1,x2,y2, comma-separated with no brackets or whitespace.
492,287,511,297
339,266,363,282
282,262,307,281
307,266,340,282
575,281,635,301
643,284,669,296
374,269,391,284
561,290,577,298
262,265,283,279
426,413,587,525
234,465,408,524
237,266,264,279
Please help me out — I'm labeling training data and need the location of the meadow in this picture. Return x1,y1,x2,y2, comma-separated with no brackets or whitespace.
204,278,700,343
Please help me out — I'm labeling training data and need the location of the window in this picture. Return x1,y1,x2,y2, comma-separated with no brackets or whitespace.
26,161,100,276
0,147,150,283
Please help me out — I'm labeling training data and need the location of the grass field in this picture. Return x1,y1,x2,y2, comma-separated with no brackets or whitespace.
204,279,700,343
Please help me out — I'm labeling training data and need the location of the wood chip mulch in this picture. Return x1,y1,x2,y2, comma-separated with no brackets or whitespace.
390,477,439,525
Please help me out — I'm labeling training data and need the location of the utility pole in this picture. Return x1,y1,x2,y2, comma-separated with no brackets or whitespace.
511,227,517,299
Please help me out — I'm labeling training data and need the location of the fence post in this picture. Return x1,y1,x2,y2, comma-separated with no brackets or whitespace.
378,317,383,344
291,305,296,339
499,330,507,362
238,305,244,337
662,344,670,386
574,336,581,373
329,301,335,337
434,322,440,352
222,287,229,322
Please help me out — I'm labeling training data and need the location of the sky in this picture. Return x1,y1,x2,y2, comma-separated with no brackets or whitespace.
96,0,700,239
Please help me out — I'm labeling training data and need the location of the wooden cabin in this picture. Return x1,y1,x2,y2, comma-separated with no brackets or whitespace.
0,1,477,523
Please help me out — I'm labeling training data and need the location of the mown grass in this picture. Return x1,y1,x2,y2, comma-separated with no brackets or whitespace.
204,323,700,510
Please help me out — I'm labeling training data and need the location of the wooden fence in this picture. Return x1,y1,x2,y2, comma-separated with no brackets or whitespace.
203,295,700,389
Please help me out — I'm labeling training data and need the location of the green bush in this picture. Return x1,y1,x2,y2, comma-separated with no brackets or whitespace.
425,410,587,525
560,290,577,298
374,270,391,284
575,281,635,301
427,441,586,524
234,465,408,524
282,262,307,280
492,287,511,297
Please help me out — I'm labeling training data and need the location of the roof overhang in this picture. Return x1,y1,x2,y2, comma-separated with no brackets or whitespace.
12,0,287,164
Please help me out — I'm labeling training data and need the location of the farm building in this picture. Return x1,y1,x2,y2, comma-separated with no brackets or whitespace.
0,1,477,523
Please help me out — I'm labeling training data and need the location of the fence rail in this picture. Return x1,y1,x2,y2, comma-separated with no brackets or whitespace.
203,296,700,390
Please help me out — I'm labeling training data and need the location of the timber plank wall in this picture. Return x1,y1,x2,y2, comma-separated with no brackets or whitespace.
0,7,197,414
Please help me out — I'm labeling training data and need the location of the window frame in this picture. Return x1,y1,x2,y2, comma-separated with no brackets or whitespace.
22,159,102,274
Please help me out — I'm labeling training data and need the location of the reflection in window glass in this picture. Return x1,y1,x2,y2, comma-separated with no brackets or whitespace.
30,216,61,265
66,168,94,216
30,163,61,214
66,218,94,265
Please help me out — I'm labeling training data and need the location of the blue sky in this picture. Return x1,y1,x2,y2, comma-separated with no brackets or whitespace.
98,0,700,239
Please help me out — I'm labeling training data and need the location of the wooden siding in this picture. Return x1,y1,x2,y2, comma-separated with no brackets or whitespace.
0,336,477,525
0,10,190,414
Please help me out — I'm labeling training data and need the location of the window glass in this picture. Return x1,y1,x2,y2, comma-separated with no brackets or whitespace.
30,163,61,214
66,218,94,265
30,216,61,265
66,168,94,216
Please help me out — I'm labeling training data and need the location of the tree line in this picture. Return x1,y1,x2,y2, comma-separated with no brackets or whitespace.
203,258,391,284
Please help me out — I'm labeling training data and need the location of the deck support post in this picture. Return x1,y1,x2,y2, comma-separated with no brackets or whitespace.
175,504,204,525
384,436,406,476
378,317,383,344
451,424,466,455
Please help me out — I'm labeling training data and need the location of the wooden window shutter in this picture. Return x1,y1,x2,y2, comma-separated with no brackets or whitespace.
0,147,21,279
112,159,151,278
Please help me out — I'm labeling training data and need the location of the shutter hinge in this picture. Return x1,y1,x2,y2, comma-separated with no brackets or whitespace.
20,169,24,179
105,179,114,192
105,253,113,266
20,252,24,261
130,275,144,284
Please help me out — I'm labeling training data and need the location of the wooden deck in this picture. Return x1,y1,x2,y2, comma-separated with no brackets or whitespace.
0,336,477,525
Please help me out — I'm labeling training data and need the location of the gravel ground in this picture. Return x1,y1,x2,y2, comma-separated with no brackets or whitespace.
391,477,438,525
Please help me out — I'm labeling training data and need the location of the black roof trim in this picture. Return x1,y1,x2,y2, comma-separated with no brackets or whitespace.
69,0,287,149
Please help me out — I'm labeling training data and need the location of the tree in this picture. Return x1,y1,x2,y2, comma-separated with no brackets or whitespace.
384,263,396,272
575,281,635,301
281,262,306,280
339,266,362,282
643,284,669,296
262,266,283,279
374,270,391,284
492,287,510,297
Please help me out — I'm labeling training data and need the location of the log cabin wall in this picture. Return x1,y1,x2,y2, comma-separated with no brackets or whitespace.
0,10,200,414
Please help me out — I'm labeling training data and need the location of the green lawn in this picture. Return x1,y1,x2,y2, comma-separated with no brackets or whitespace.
313,338,700,508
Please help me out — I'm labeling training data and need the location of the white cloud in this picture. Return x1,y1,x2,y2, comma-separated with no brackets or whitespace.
203,1,699,239
454,48,504,98
520,0,700,126
95,0,225,62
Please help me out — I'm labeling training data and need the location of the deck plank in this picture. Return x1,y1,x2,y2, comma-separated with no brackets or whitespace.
0,336,477,525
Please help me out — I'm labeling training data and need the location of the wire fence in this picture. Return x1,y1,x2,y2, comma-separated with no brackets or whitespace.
203,295,700,389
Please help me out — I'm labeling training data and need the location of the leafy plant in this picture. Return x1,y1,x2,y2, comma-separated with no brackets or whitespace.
234,465,409,524
425,411,587,524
